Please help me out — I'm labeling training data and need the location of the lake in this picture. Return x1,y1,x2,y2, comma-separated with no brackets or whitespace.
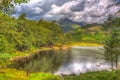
11,46,113,75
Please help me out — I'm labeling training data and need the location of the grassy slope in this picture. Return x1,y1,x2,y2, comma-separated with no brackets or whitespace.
64,70,120,80
0,68,61,80
71,25,104,45
1,69,120,80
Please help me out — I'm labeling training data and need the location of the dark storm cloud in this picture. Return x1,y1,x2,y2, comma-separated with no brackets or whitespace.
13,0,120,23
70,1,85,11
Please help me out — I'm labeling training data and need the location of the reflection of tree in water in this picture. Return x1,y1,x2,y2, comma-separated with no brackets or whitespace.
10,50,64,73
24,50,65,73
63,49,72,65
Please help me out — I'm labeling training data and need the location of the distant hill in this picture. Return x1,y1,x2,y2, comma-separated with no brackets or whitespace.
57,17,102,32
57,17,87,32
82,23,102,28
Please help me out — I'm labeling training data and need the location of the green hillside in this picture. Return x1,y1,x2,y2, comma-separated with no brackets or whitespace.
71,25,104,44
0,12,69,54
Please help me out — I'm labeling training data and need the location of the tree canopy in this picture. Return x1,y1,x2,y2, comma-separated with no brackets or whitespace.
0,0,28,13
0,12,67,53
103,16,120,69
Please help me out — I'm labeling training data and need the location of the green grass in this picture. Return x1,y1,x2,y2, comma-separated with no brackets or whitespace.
29,73,61,80
71,31,104,43
71,26,105,44
0,68,28,80
0,68,62,80
64,70,120,80
0,68,120,80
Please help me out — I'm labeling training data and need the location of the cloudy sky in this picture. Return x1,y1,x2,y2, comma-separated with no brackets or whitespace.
13,0,120,23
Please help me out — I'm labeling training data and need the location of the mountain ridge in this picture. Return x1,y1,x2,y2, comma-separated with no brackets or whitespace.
57,17,101,32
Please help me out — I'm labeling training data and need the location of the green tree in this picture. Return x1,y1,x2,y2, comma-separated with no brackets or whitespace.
0,0,28,14
104,27,120,69
103,16,120,80
18,13,26,20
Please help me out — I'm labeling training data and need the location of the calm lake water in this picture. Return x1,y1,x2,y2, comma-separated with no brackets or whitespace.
11,46,113,75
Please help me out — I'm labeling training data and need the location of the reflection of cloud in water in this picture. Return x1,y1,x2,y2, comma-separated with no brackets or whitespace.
56,62,112,75
55,47,113,75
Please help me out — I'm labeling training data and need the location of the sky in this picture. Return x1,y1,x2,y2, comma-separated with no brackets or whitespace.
13,0,120,23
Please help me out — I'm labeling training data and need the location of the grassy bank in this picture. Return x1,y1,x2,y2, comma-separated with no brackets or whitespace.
0,68,120,80
0,45,70,62
64,70,120,80
71,42,102,46
0,68,61,80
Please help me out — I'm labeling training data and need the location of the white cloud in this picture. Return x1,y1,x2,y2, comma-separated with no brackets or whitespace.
13,0,120,23
28,0,44,6
33,7,43,14
47,1,79,15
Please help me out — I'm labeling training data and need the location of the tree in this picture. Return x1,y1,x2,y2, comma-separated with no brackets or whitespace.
103,16,120,80
0,0,28,14
104,27,120,69
18,13,26,20
103,15,120,69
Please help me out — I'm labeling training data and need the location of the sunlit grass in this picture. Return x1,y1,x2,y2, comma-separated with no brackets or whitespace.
0,68,61,80
0,68,28,80
71,42,102,46
29,73,61,80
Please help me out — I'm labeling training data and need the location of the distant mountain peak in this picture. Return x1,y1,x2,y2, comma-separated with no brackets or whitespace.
58,17,87,26
57,17,82,32
58,17,74,23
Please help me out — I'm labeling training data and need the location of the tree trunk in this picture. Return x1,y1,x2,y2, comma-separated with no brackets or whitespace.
111,60,114,69
115,54,118,70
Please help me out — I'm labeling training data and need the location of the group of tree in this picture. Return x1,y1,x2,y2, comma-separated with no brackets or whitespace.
0,12,70,53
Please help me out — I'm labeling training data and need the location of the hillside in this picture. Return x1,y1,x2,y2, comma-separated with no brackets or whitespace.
57,17,103,33
57,17,86,32
0,12,67,53
57,17,104,43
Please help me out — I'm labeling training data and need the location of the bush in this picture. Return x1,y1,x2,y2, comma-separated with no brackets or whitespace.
0,53,12,63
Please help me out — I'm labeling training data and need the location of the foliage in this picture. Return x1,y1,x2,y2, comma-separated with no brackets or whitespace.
0,0,28,14
0,53,12,63
103,16,120,69
0,12,67,53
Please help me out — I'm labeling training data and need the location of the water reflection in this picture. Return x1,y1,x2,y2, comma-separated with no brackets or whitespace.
56,46,112,75
11,46,113,75
10,50,66,73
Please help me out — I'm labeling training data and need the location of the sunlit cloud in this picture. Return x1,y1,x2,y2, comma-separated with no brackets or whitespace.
13,0,120,23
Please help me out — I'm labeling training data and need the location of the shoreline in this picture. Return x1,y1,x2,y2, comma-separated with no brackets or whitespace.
0,42,102,66
10,42,102,62
0,43,104,80
10,45,70,62
71,42,103,46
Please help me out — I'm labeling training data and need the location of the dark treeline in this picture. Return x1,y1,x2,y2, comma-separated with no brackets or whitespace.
0,12,70,53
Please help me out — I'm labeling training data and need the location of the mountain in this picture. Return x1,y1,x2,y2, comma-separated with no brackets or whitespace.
57,17,102,32
57,17,86,32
